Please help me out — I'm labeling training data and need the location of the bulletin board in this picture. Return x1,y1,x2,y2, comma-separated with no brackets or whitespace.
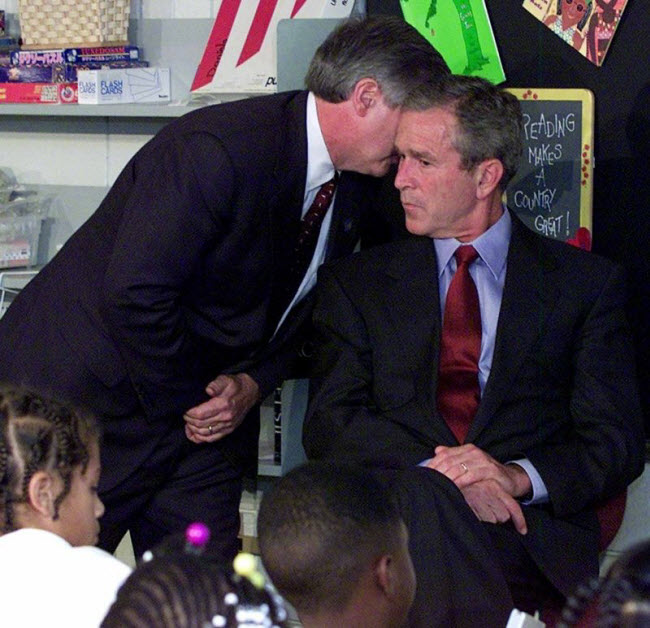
505,87,594,250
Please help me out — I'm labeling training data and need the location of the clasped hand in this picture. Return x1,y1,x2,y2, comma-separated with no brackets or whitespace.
424,444,531,535
183,373,260,444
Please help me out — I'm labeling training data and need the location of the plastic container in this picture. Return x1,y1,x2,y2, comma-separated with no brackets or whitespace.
0,197,46,269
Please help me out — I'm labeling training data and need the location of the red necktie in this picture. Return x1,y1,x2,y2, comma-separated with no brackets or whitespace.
437,245,481,443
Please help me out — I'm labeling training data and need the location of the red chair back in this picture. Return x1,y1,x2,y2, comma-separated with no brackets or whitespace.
596,490,627,551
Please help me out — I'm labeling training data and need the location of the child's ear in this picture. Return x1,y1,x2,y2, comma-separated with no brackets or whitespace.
27,471,57,518
375,554,397,597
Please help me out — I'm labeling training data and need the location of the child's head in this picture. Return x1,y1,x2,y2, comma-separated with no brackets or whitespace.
257,461,416,628
0,385,103,546
102,525,289,627
559,539,650,627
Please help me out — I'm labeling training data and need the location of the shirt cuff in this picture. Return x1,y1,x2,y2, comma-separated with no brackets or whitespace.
509,458,548,504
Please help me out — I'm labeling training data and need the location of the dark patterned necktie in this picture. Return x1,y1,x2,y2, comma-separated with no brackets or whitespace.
437,245,481,443
284,174,338,302
267,175,338,331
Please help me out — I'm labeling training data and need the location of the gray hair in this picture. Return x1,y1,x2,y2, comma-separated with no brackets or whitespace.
305,15,450,108
404,74,524,189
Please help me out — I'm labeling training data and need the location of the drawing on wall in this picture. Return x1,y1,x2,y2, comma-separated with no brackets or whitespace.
522,0,629,66
399,0,505,84
190,0,353,97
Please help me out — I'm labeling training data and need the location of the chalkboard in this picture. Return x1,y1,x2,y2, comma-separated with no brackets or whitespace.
505,88,594,250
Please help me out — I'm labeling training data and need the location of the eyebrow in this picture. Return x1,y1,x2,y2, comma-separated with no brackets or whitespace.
402,147,436,162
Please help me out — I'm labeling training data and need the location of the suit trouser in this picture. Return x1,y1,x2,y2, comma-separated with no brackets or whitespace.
97,424,243,561
378,466,563,628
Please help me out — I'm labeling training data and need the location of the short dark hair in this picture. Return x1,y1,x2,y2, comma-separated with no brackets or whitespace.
404,74,524,190
257,461,404,615
305,15,449,108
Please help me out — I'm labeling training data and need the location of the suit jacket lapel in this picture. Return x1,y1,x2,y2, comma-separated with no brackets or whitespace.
325,171,368,261
381,238,457,443
467,215,561,441
267,91,309,296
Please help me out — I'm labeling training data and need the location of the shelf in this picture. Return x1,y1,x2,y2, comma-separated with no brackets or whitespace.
0,94,254,118
0,102,202,118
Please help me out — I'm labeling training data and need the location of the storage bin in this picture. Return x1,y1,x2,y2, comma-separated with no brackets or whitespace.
0,214,43,269
18,0,131,47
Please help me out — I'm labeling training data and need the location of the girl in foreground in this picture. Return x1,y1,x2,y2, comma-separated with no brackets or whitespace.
0,386,131,627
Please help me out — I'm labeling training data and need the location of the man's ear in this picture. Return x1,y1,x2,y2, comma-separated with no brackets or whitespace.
351,78,380,116
27,471,57,518
476,158,504,199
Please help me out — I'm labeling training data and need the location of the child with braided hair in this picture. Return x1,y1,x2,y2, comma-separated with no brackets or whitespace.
557,539,650,627
0,385,131,627
102,522,289,627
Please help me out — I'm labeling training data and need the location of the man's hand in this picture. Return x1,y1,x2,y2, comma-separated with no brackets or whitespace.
424,443,532,534
461,480,528,534
425,444,532,496
183,373,260,444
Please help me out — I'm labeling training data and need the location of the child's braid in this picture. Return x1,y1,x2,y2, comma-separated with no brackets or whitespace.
0,385,97,532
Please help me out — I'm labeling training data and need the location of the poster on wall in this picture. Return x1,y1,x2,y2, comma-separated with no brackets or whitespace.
399,0,505,84
190,0,354,98
522,0,630,67
504,87,594,250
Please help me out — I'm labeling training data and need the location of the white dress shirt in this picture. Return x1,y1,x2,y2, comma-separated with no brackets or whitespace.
275,92,337,331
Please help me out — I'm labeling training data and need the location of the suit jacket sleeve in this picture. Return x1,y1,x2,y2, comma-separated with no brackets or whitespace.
519,260,645,516
99,130,239,419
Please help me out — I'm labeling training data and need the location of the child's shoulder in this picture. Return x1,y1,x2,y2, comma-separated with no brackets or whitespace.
71,544,132,579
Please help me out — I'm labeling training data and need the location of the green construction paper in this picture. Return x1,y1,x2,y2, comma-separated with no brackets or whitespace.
400,0,506,84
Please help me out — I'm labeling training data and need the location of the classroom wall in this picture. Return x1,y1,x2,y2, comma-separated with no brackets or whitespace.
368,0,650,437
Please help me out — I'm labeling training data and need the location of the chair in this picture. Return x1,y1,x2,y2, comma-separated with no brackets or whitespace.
596,490,627,552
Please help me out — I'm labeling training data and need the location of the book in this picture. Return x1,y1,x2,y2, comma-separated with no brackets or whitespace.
273,386,282,464
77,67,170,104
399,0,505,84
10,45,140,66
0,60,149,84
0,82,78,104
522,0,630,67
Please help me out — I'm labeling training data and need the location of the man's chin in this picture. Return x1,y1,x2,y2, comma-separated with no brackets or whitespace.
404,217,429,237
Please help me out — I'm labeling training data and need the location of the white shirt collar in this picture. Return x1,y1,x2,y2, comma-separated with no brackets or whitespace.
306,92,336,193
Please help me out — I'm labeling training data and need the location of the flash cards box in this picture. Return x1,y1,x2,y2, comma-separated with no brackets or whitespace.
77,67,170,104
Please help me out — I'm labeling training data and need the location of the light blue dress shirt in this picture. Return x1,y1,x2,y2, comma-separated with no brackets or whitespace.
431,209,548,503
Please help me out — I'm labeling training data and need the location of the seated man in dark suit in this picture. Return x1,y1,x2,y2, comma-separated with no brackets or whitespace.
303,74,645,627
257,461,416,628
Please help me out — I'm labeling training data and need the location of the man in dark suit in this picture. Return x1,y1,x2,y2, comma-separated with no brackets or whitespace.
0,16,449,559
304,74,645,626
